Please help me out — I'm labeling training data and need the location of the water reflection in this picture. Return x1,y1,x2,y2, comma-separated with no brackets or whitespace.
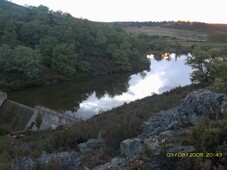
8,53,192,120
70,53,192,119
8,73,131,111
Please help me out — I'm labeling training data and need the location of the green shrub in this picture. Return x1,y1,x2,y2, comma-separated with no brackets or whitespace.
76,61,91,73
0,136,13,167
0,80,6,87
35,112,43,131
190,117,227,167
0,124,11,137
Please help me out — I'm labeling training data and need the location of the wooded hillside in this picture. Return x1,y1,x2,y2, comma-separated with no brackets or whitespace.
0,0,149,90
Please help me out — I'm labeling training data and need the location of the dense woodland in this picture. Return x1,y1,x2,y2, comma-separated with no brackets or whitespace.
0,0,150,90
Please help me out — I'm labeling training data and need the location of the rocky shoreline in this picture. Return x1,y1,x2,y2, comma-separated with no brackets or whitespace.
12,89,227,169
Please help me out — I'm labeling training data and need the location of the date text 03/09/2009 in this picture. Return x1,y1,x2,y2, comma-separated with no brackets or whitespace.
166,152,223,158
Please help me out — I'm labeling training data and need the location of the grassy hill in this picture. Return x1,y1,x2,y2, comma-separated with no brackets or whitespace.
111,21,227,51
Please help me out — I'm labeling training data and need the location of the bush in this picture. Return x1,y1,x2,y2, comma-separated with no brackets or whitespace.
0,124,11,137
0,135,13,168
190,117,227,168
0,80,6,87
76,61,91,73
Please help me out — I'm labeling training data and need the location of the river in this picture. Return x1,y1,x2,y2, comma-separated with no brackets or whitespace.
8,53,192,119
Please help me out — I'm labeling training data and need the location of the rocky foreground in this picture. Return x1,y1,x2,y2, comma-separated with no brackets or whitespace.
13,89,227,170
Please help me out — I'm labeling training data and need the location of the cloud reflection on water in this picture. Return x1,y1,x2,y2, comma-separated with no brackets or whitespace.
71,54,192,119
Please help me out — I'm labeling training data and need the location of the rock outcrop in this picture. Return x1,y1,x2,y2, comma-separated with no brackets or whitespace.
11,89,227,170
13,151,80,170
93,157,127,170
78,138,104,153
38,151,80,169
12,157,34,170
94,89,227,169
140,89,227,139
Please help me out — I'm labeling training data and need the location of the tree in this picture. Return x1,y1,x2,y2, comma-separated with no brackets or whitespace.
96,30,107,48
38,36,58,67
76,61,90,73
0,44,12,71
51,43,77,75
211,56,227,92
0,45,42,78
35,112,43,131
112,49,131,71
12,46,42,78
186,47,227,92
186,47,223,85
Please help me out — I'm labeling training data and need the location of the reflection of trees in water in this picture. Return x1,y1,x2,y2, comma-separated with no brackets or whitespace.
56,73,131,111
152,52,185,62
139,72,147,79
95,73,130,98
153,53,163,61
9,73,131,112
154,53,172,61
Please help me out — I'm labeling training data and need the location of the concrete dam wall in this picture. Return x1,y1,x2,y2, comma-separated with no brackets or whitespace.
0,91,80,131
0,99,34,131
0,91,7,106
26,105,80,131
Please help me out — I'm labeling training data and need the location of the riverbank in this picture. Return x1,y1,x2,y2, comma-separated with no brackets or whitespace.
0,84,201,168
2,84,227,169
0,62,149,92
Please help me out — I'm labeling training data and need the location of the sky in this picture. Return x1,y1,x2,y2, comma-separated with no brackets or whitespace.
10,0,227,23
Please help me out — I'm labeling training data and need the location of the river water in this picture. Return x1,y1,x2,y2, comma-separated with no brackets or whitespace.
8,53,192,119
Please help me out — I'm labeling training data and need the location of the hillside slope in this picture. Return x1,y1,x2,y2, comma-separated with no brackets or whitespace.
0,0,149,90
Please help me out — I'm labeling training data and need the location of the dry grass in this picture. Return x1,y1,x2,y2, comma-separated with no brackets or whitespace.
0,85,201,168
125,26,207,41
